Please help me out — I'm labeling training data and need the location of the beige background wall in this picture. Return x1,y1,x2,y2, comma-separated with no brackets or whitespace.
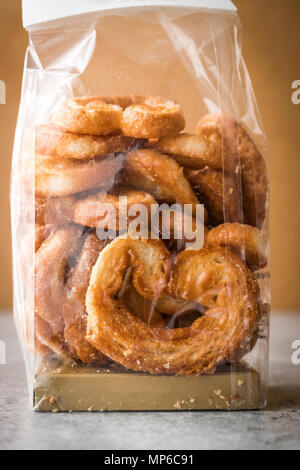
0,0,299,310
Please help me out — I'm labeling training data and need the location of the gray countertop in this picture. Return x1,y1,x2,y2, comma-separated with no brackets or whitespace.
0,311,299,450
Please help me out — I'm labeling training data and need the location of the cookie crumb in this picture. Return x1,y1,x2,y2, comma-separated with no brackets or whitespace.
230,393,239,401
49,396,58,405
174,400,185,409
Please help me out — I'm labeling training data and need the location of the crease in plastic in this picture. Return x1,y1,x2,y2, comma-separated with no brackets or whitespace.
23,0,237,29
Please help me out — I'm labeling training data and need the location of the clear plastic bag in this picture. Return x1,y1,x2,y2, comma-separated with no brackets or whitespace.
11,0,270,411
